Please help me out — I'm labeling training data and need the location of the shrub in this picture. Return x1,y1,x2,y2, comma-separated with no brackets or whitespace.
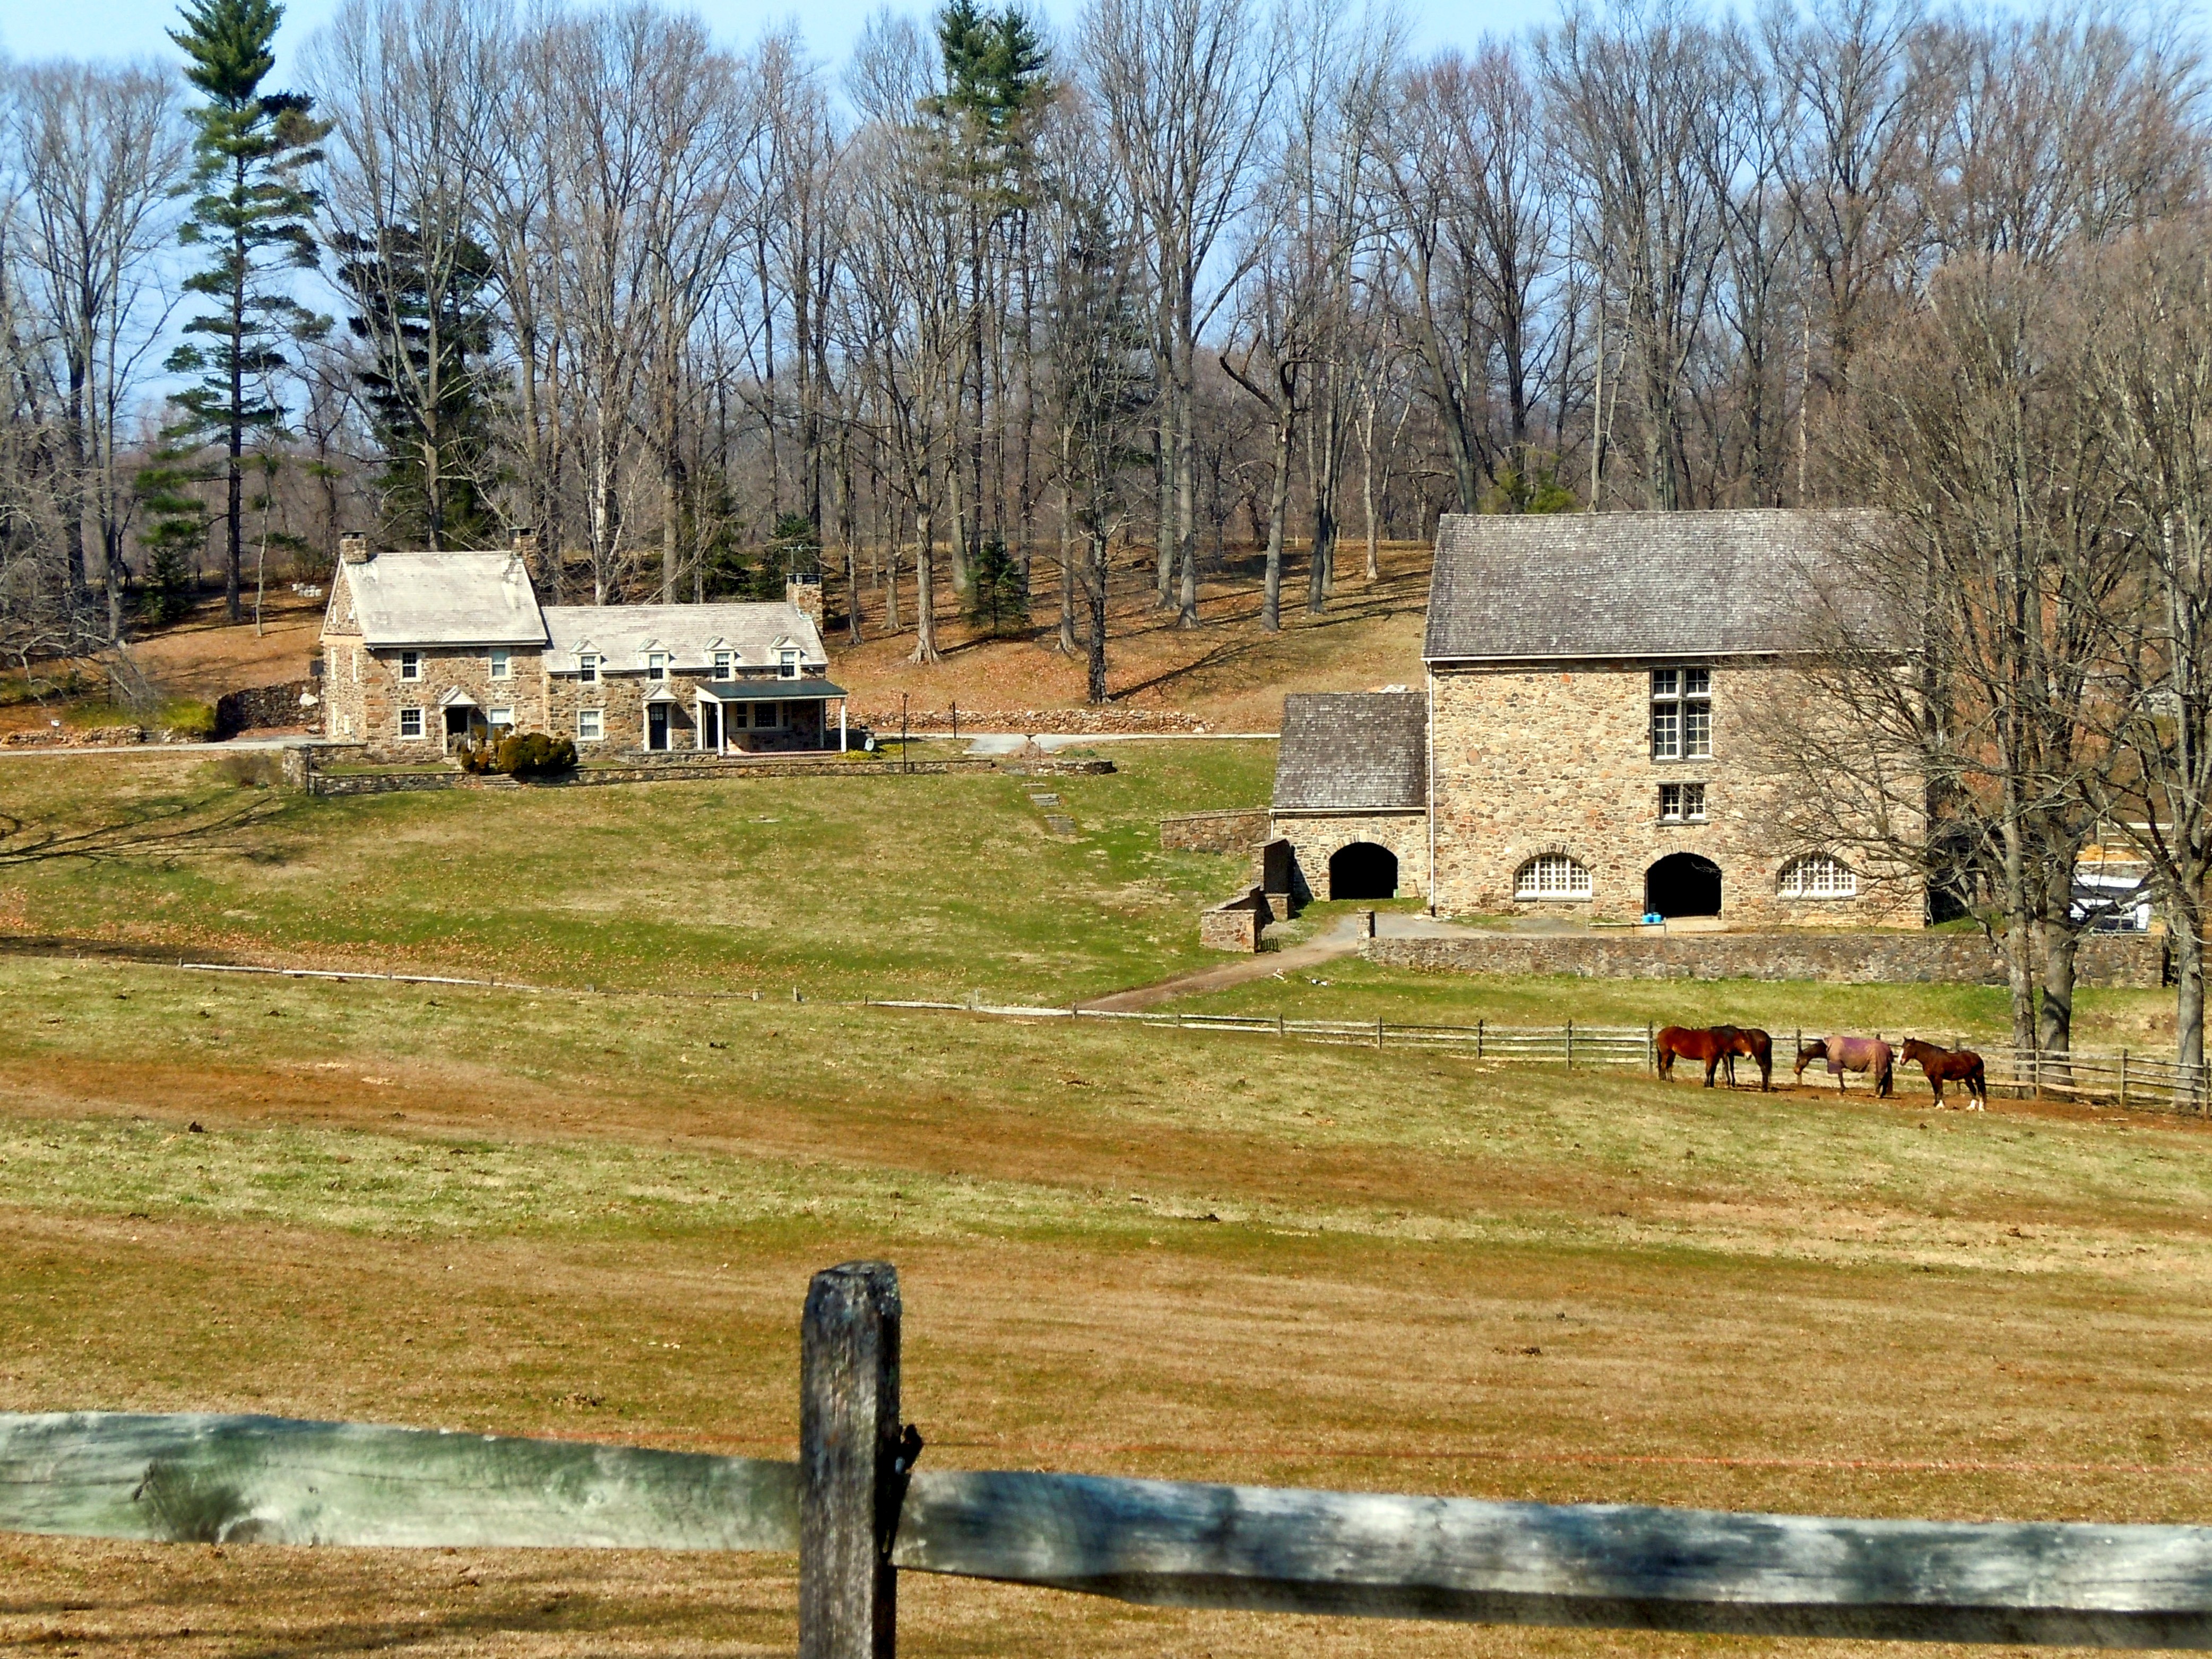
459,729,577,778
158,699,218,740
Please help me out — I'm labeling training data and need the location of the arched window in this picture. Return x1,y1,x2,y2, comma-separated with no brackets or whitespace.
1516,853,1592,899
1779,856,1857,898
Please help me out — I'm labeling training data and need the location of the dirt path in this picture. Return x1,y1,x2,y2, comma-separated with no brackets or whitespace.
1076,918,1367,1012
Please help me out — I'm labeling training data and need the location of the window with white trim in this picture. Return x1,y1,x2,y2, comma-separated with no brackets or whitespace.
490,648,511,680
1659,782,1707,823
578,653,599,683
745,701,787,730
646,651,668,682
577,708,603,741
713,650,735,677
1652,667,1710,759
1515,853,1593,899
399,707,424,739
399,650,421,682
779,647,801,680
489,706,515,731
1779,856,1857,898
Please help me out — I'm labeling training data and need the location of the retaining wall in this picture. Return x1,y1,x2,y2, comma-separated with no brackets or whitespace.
306,755,1002,797
1160,809,1269,853
1366,929,2168,989
856,705,1210,735
216,680,314,737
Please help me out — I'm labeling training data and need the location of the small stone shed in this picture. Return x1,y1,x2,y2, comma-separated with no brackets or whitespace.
1269,692,1429,902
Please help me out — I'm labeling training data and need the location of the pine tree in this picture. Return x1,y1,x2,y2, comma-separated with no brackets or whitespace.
165,0,328,623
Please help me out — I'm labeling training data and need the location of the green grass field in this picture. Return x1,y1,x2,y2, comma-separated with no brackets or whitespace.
1,743,2208,1657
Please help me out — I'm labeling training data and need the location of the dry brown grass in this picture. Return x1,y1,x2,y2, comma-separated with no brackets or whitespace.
4,955,2212,1656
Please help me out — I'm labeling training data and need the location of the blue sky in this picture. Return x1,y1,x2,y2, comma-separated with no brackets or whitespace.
2,0,1552,76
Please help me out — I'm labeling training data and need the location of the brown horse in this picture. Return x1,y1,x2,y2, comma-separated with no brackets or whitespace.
1794,1035,1894,1098
1657,1025,1768,1089
1900,1038,1987,1110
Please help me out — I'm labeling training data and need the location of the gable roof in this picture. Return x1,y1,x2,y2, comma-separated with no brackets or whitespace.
1272,692,1427,812
1423,508,1879,663
338,550,547,647
542,602,828,672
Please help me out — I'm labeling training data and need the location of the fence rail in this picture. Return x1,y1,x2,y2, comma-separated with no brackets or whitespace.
7,1264,2212,1654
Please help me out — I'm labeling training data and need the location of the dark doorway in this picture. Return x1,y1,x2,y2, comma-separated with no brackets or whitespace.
1645,852,1722,918
700,703,721,753
1328,842,1398,901
443,707,476,751
647,704,671,751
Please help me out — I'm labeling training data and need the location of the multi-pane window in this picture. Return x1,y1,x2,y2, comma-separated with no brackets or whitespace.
1659,782,1707,823
578,653,600,683
745,701,785,730
779,648,802,680
1779,856,1857,898
1651,668,1710,759
490,649,511,680
399,707,424,739
489,707,514,731
647,651,669,682
713,650,735,678
1515,853,1593,898
577,708,603,741
399,650,421,681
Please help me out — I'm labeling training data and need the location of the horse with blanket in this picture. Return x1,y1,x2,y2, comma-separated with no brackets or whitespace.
1794,1035,1894,1098
1656,1025,1773,1091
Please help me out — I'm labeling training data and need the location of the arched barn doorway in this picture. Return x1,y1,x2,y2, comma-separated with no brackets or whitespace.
1329,842,1399,901
1645,852,1722,918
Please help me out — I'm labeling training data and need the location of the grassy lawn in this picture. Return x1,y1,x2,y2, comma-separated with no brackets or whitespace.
4,741,2211,1656
0,741,1272,1003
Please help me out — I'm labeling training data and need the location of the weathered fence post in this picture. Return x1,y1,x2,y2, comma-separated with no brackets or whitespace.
2120,1050,2129,1111
1377,1016,1385,1051
1566,1019,1575,1072
1477,1018,1484,1060
802,1261,908,1659
1647,1021,1655,1072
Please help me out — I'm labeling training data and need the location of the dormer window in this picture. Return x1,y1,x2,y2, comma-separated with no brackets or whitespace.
714,650,735,678
399,651,421,682
647,651,669,682
779,647,801,680
489,648,511,680
1652,668,1710,760
578,653,599,684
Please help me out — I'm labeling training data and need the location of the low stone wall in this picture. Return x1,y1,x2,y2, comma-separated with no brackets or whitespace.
306,755,1001,797
1,724,147,748
854,705,1212,735
1161,809,1269,853
999,758,1118,776
215,679,314,737
1366,929,2168,989
1200,885,1272,952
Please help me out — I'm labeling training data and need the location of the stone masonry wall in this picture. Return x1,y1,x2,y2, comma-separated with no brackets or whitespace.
1160,809,1269,852
1367,930,2166,989
545,669,828,755
331,644,545,758
1428,662,1921,927
1269,809,1430,901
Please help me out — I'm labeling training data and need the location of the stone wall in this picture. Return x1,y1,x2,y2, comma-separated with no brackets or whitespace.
1160,809,1269,852
1428,661,1921,927
1200,886,1271,952
306,755,999,796
854,705,1212,735
1268,809,1429,901
215,679,314,736
1365,929,2167,989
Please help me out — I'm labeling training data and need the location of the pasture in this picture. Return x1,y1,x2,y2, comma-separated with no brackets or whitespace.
1,742,2208,1656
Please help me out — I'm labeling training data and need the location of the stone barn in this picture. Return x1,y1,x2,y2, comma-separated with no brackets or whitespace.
1269,692,1429,902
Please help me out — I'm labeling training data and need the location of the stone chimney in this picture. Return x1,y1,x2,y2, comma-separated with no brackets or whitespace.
785,572,824,629
338,533,370,565
510,526,543,569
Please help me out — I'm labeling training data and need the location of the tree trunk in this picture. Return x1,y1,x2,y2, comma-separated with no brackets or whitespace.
1086,528,1109,704
2176,904,2206,1108
911,501,940,663
1261,407,1290,633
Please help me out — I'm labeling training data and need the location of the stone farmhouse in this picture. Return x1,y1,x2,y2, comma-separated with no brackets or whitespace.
317,535,844,761
1273,508,1922,927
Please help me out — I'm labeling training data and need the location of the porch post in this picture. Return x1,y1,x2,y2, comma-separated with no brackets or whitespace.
839,698,847,754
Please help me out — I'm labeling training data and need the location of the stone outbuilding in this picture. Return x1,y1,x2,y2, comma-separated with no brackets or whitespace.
1269,691,1429,902
317,534,845,761
1421,508,1920,926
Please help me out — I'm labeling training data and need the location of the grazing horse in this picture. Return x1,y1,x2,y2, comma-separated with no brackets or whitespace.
1657,1025,1764,1089
1794,1035,1894,1098
1900,1038,1987,1110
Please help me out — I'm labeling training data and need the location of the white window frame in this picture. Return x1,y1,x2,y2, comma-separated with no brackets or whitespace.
1515,853,1593,900
578,653,600,684
1659,782,1708,823
489,706,515,731
713,649,735,678
779,647,801,680
1779,856,1857,898
577,707,604,742
1651,667,1710,761
490,648,512,680
399,650,422,682
745,701,787,731
398,706,425,739
646,651,669,682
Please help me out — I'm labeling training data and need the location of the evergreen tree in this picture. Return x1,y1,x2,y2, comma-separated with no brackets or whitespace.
165,0,327,623
331,224,499,548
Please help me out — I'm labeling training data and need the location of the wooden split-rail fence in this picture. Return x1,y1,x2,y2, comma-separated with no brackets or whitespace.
8,1262,2212,1654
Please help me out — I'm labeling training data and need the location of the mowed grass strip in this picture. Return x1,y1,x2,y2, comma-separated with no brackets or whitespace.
0,741,1274,1000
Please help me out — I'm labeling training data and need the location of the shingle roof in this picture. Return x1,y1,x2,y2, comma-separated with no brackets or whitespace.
342,550,547,646
1272,693,1427,811
1423,508,1880,662
542,603,828,673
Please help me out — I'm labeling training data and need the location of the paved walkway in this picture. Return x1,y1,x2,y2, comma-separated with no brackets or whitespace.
1078,910,1480,1013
